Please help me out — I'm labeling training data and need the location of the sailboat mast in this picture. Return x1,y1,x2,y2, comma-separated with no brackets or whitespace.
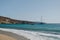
41,16,43,22
40,16,45,24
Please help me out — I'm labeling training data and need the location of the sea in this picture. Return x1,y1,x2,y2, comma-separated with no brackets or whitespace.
0,24,60,40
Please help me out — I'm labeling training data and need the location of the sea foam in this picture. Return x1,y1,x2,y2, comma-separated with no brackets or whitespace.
0,28,60,40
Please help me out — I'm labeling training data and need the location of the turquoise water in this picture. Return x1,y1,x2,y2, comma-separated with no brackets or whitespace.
0,24,60,40
0,24,60,32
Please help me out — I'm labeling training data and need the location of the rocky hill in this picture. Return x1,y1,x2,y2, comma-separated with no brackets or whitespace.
0,16,36,24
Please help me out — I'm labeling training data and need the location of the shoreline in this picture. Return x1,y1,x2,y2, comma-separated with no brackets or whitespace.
0,30,30,40
0,28,60,40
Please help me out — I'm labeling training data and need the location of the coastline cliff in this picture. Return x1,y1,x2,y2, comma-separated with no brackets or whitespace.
0,16,36,24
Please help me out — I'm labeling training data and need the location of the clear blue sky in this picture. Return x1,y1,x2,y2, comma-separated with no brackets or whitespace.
0,0,60,23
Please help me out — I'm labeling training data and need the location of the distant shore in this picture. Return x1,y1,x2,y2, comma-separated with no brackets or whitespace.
0,30,30,40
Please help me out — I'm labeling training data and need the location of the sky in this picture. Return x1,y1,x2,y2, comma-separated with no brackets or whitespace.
0,0,60,23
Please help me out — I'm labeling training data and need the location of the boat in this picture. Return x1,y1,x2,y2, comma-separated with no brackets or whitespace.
40,16,45,24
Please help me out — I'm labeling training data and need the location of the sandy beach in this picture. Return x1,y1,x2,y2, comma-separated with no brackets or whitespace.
0,30,30,40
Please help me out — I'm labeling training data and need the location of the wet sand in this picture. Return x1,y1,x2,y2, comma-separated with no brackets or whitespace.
0,34,16,40
0,30,30,40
